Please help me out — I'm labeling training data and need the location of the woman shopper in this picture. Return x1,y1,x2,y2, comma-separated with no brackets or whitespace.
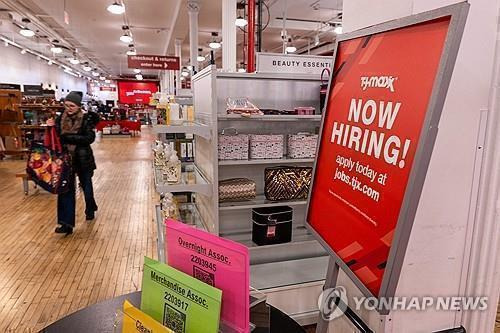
50,91,98,235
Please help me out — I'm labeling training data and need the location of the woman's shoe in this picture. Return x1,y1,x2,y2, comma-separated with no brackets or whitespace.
55,225,73,235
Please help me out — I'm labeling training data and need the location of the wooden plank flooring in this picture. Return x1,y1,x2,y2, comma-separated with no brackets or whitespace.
0,128,157,332
0,127,499,332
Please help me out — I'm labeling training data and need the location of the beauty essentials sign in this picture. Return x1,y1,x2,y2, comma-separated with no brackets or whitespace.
166,219,250,333
256,53,333,75
307,4,468,300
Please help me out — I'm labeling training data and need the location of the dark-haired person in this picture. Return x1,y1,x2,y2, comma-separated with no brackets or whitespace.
48,91,99,235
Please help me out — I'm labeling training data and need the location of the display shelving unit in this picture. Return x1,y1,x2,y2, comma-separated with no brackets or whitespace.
152,66,329,324
186,65,328,324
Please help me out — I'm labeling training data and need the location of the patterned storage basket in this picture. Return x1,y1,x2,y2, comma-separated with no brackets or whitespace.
288,133,318,158
249,134,284,159
218,128,249,160
219,178,256,202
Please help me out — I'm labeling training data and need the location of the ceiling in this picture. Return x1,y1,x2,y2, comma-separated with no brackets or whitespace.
0,0,342,78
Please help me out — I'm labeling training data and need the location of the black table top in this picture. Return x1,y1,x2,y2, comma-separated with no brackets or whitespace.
41,291,305,333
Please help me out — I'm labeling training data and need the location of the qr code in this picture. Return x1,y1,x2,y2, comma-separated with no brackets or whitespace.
163,303,186,333
193,265,215,287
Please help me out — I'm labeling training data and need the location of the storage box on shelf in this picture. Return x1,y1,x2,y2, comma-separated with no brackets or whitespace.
185,65,327,322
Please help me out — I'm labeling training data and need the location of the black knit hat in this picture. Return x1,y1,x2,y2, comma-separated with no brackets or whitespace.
65,91,83,106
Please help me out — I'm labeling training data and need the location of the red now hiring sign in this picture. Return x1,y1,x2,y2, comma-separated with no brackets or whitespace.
307,4,468,302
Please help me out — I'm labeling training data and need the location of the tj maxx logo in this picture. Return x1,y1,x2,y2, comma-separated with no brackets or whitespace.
361,76,397,92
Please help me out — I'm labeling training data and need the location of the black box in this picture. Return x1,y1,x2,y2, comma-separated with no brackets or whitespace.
252,206,293,246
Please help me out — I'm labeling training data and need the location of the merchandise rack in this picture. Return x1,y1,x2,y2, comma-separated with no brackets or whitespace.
188,65,328,323
152,66,328,323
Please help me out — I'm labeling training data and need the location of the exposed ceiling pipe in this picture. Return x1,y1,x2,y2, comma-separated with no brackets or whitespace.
247,0,255,72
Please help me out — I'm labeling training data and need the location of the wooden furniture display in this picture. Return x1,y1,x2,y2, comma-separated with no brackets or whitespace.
0,89,24,156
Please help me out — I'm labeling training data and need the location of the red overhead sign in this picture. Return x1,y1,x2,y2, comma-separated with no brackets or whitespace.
307,10,466,299
127,54,180,70
117,80,158,104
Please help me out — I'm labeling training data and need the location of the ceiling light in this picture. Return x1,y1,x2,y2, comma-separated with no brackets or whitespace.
20,28,35,37
120,33,133,43
20,49,27,55
51,45,62,54
133,68,141,74
135,74,143,80
197,55,205,62
181,70,189,77
47,60,53,65
314,34,320,46
209,41,221,49
99,76,106,81
107,1,125,15
82,64,92,71
180,76,185,81
92,71,99,77
285,37,296,53
126,49,137,56
69,55,80,64
334,26,343,34
235,16,248,27
209,32,221,49
105,79,111,83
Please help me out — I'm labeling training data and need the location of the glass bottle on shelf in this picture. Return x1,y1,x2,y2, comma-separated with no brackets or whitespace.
163,152,181,184
160,193,180,220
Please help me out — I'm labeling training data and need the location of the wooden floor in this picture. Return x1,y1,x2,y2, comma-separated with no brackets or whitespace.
0,129,157,332
0,128,499,332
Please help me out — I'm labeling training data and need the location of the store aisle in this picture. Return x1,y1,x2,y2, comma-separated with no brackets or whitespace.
0,129,157,332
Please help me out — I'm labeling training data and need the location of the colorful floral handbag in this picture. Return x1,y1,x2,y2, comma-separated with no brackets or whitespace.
26,127,72,194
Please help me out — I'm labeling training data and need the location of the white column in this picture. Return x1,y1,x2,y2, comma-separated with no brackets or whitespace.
168,71,175,95
174,38,182,95
188,0,200,73
222,0,237,72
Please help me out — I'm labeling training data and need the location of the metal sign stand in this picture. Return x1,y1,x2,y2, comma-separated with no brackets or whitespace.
316,257,340,333
316,257,376,333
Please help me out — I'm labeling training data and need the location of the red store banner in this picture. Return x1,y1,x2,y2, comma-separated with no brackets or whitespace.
307,4,468,300
127,54,180,70
117,80,159,104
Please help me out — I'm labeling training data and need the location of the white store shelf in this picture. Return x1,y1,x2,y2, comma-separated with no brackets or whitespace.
221,226,315,248
153,122,211,140
155,203,207,263
218,114,322,122
154,165,212,196
219,194,307,211
219,157,314,166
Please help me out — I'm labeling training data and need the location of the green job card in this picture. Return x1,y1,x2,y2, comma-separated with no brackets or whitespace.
141,257,222,333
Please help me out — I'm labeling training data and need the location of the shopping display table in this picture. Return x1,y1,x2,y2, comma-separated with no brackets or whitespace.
41,291,306,333
96,120,141,134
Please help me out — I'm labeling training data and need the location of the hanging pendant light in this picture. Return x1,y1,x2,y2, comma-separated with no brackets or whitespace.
235,16,248,27
107,1,125,15
19,28,35,37
285,37,296,53
209,32,221,49
197,48,205,62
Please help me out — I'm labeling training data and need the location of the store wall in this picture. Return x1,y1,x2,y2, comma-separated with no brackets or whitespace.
0,43,88,96
327,0,500,332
